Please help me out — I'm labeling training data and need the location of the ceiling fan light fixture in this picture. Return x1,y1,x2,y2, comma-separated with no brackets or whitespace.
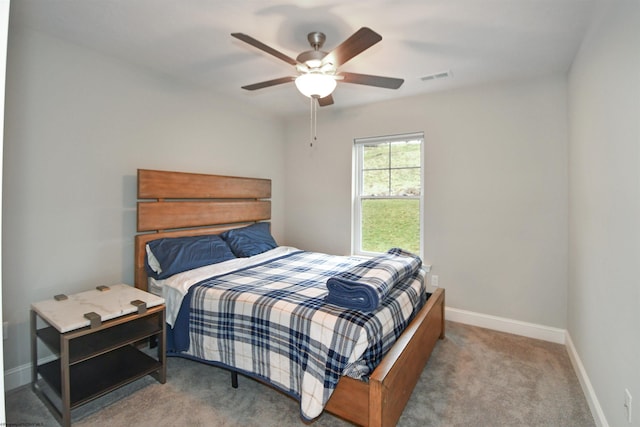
295,73,337,98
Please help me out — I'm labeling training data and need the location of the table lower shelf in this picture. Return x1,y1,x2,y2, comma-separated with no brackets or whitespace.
37,344,162,409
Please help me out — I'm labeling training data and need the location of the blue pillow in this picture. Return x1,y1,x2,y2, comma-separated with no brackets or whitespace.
221,222,278,257
146,234,235,280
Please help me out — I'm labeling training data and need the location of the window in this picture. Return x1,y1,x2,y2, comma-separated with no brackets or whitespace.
353,132,424,256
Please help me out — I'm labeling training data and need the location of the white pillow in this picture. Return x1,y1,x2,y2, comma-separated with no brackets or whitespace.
145,244,163,275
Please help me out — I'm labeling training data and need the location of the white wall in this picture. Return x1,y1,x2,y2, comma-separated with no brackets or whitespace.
284,75,569,328
2,26,285,376
568,1,640,426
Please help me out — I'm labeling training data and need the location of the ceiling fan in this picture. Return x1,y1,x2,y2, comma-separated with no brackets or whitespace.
231,27,404,106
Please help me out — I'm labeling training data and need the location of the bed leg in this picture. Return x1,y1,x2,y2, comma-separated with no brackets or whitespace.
231,371,238,388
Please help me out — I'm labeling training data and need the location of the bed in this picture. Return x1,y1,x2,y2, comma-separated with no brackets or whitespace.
134,168,445,427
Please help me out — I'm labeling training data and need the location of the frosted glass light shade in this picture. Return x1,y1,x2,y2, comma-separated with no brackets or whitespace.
295,73,337,98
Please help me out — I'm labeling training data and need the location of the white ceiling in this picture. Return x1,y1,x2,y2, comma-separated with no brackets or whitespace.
12,0,597,116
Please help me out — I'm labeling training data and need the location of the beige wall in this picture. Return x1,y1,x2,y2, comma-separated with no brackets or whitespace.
283,75,569,328
568,1,640,425
2,27,286,372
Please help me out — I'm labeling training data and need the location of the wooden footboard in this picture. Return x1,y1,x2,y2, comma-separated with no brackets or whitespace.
325,288,445,427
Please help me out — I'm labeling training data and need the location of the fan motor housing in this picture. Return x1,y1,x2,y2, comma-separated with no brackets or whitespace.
297,31,329,66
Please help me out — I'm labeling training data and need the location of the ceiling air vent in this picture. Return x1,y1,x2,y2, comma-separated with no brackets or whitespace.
421,70,452,81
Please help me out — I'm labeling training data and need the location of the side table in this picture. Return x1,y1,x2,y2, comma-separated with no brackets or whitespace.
31,284,166,427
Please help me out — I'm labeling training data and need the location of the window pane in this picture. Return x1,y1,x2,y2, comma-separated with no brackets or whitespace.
391,141,421,168
363,169,389,196
363,143,388,170
390,168,421,195
361,199,420,254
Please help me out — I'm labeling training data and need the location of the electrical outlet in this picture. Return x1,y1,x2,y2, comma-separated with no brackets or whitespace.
625,389,632,423
431,275,439,287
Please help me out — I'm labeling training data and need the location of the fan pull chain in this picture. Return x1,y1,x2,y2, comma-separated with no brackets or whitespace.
309,96,318,147
313,97,318,145
309,96,313,146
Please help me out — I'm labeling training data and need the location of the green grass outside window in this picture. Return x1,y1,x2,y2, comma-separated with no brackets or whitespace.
361,198,420,254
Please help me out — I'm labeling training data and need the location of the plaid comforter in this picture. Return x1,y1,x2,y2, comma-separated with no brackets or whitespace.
183,250,426,420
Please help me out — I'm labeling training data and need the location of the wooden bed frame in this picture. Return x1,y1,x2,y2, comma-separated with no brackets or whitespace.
134,169,445,427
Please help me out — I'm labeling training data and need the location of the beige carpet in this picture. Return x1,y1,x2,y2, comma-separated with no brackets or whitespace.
6,321,595,426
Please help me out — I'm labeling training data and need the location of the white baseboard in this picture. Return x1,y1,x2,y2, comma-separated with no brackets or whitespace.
445,306,566,344
565,332,609,427
4,355,56,391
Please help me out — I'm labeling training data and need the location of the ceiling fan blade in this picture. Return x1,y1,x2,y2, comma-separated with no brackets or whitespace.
323,27,382,68
241,76,295,91
231,33,299,66
317,94,334,107
340,72,404,89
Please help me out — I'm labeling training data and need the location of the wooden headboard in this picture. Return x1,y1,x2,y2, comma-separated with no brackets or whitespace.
134,169,272,290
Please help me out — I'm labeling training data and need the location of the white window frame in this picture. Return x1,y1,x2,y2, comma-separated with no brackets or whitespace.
352,132,424,257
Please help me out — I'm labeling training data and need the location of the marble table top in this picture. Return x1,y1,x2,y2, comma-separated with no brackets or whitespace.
31,284,165,333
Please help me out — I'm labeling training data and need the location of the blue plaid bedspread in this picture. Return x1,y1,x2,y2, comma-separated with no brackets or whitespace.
181,250,426,420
